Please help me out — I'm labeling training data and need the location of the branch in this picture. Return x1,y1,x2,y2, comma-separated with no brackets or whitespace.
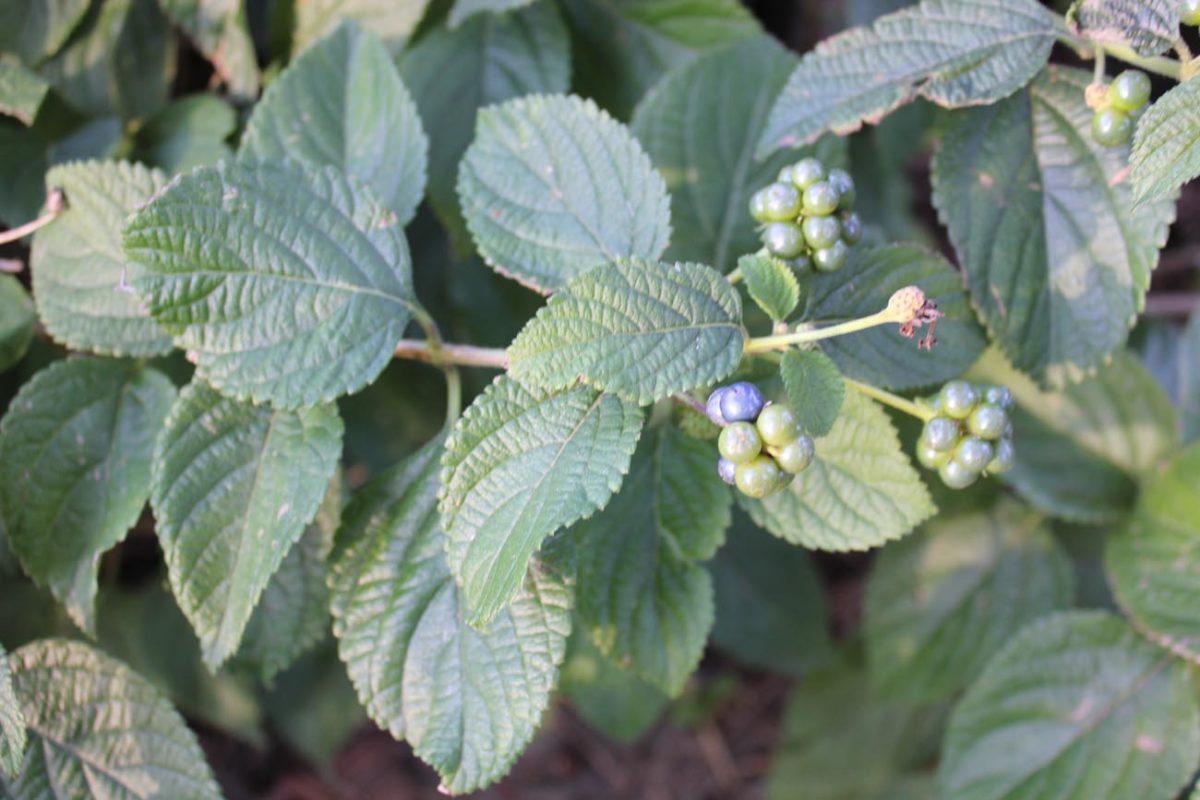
0,188,66,245
393,338,509,369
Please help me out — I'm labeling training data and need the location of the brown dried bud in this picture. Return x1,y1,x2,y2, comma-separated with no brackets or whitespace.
889,285,943,349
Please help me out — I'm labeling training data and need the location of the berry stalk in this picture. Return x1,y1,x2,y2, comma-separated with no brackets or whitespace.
843,377,935,422
0,188,67,245
743,286,941,353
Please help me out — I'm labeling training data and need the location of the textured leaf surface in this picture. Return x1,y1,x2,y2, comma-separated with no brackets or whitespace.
133,95,236,174
559,631,667,742
560,0,759,118
780,349,844,438
739,254,799,322
938,611,1200,800
2,639,221,799
508,258,743,404
151,382,343,670
865,500,1073,701
440,375,643,624
329,438,571,794
0,644,23,780
1107,445,1200,661
1131,80,1200,203
800,243,987,390
739,391,933,551
242,21,428,227
294,0,428,55
972,348,1178,522
758,0,1056,154
156,0,258,99
457,94,672,293
933,66,1175,384
0,358,175,633
0,63,50,125
124,158,418,408
570,426,729,694
0,0,90,64
1071,0,1177,56
631,36,841,272
400,2,569,245
448,0,532,26
710,511,834,677
32,160,173,357
0,276,35,373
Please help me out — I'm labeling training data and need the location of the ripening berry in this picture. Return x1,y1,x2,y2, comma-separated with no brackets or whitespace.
720,382,765,422
812,240,849,272
917,440,952,469
736,455,788,498
1092,108,1133,147
826,168,855,208
756,403,801,447
706,387,730,426
967,403,1007,440
802,182,840,216
775,435,815,474
802,215,842,250
921,417,960,452
840,211,863,244
984,385,1013,408
1108,70,1151,112
939,380,979,420
939,459,979,489
987,438,1015,474
717,457,737,486
954,437,994,473
763,222,806,259
789,158,826,189
719,421,762,464
761,182,803,221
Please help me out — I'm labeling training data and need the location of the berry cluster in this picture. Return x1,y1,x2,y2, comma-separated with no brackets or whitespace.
916,380,1015,489
707,382,815,499
1091,70,1150,147
748,157,861,273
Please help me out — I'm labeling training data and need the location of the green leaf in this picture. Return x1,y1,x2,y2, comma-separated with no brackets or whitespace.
448,0,533,27
1107,445,1200,661
0,0,90,64
1131,79,1200,203
440,375,643,625
801,243,987,391
938,611,1200,800
1070,0,1177,56
779,349,844,437
457,93,672,293
630,36,843,272
559,629,668,743
329,438,571,794
400,2,569,248
933,66,1176,384
710,510,834,677
0,63,50,125
757,0,1056,155
569,426,728,694
739,254,799,323
865,499,1073,701
740,390,934,551
508,257,743,404
31,160,173,357
0,358,175,634
295,0,429,55
132,94,236,174
971,348,1178,522
242,21,428,227
559,0,760,119
237,475,341,682
0,275,34,373
1,639,222,798
0,644,23,781
156,0,258,99
124,158,419,408
151,381,343,670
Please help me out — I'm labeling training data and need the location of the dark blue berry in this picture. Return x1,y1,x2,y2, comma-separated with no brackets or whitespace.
720,382,765,423
718,457,737,485
706,388,730,426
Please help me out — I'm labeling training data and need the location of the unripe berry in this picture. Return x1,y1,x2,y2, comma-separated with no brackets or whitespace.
736,455,787,498
789,158,826,189
802,215,842,250
719,421,762,464
939,459,978,489
761,182,803,221
917,441,951,469
840,211,863,244
1108,70,1151,112
763,222,806,259
775,435,815,473
954,437,994,473
986,438,1015,474
984,385,1013,408
939,380,979,420
921,417,960,451
826,168,855,208
749,190,769,223
1092,108,1132,147
756,403,801,446
967,403,1007,440
812,240,849,272
802,181,840,216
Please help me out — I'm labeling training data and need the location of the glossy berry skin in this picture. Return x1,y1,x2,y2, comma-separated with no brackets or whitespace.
1092,108,1133,146
780,254,813,273
813,240,849,272
968,404,1008,440
1109,70,1151,111
776,165,794,184
840,211,863,244
802,215,842,250
987,438,1015,474
717,457,737,486
789,158,826,189
706,387,730,426
940,380,979,420
736,455,787,498
954,437,994,473
984,385,1013,408
775,435,815,473
763,222,806,259
916,441,951,469
756,404,801,446
761,182,803,221
1185,0,1200,25
803,182,840,216
826,168,855,208
749,190,769,223
921,417,960,451
719,422,762,464
939,459,979,490
720,382,765,423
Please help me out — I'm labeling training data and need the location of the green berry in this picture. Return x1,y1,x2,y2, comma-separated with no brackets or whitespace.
802,181,840,216
749,190,769,223
789,158,826,189
1185,0,1200,25
921,417,960,451
1109,70,1151,111
780,253,813,273
801,215,842,250
939,380,979,420
756,404,801,447
777,165,794,184
984,385,1013,408
916,441,951,470
826,168,855,208
1092,108,1133,147
967,403,1007,440
939,459,978,490
986,438,1015,474
763,222,807,259
761,182,803,221
774,435,815,474
954,437,994,473
839,211,863,244
719,421,762,464
812,240,849,272
735,455,787,498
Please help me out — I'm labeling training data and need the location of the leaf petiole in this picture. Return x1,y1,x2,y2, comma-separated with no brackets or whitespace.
843,377,935,422
0,188,66,245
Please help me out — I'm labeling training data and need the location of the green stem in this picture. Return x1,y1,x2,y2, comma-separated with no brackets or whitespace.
393,338,509,369
443,365,463,427
726,266,743,285
1057,26,1182,79
843,377,934,422
744,308,900,353
1092,44,1106,85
